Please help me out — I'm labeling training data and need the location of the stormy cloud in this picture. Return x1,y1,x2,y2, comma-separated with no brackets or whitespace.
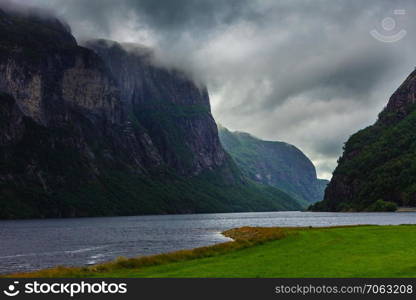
6,0,416,178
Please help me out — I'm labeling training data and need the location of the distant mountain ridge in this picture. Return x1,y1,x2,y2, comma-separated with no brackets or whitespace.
218,126,328,205
0,7,302,219
312,68,416,211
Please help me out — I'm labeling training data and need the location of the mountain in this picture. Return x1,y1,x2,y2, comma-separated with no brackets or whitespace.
218,126,328,205
311,69,416,211
84,39,227,177
0,7,302,219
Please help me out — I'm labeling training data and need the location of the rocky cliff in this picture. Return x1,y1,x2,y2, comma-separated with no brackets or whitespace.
84,39,228,177
0,7,302,218
311,69,416,211
218,126,328,204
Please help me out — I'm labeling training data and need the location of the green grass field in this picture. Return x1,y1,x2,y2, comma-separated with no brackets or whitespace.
8,225,416,278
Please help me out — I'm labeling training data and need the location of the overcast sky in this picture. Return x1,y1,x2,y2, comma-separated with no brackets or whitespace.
8,0,416,179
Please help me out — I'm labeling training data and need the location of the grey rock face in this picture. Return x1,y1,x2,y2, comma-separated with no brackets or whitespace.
380,70,416,123
85,39,228,176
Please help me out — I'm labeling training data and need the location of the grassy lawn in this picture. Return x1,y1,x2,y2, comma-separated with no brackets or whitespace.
7,225,416,278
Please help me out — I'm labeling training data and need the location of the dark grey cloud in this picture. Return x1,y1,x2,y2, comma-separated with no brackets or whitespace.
20,0,256,40
8,0,416,178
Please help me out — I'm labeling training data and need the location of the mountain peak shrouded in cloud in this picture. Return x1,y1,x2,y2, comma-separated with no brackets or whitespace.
0,0,72,35
5,0,416,179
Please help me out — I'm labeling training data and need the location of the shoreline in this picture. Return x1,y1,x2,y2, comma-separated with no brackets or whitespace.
0,224,416,278
3,226,291,278
2,224,384,278
397,207,416,212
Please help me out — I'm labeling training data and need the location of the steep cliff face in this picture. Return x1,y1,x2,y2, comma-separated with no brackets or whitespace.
85,40,227,176
1,8,171,173
312,70,416,211
218,126,328,204
0,8,162,217
0,9,121,125
0,8,302,218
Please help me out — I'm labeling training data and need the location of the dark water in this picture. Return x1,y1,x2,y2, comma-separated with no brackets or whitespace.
1,211,416,274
